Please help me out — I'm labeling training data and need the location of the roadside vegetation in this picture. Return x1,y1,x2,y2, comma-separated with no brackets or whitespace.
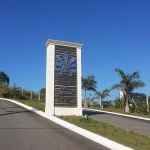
14,99,45,111
59,116,150,150
0,69,149,117
0,71,45,111
0,71,45,101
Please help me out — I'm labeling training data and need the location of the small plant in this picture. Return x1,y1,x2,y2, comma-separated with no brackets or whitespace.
82,114,89,120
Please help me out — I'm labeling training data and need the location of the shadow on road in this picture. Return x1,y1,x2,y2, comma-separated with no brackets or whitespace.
0,106,20,109
83,110,106,116
0,110,31,116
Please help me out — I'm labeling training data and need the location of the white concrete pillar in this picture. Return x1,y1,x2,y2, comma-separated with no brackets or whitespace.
76,47,82,115
45,44,55,116
45,39,83,116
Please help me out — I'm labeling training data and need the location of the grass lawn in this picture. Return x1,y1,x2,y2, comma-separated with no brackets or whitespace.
14,99,45,111
59,115,150,150
88,107,150,119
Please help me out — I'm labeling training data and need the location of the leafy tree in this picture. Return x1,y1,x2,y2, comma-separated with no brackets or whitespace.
40,88,46,93
82,76,97,107
0,71,10,85
0,84,10,98
95,89,110,109
0,71,10,96
111,68,145,113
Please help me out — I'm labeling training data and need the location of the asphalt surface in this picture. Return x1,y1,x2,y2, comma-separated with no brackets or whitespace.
83,109,150,137
0,100,109,150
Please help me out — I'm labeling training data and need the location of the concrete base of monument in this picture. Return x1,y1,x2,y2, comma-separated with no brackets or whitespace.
45,107,82,116
54,107,82,116
45,106,55,116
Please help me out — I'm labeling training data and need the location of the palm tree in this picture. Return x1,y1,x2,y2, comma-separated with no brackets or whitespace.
95,89,110,109
82,76,97,107
111,68,145,112
89,96,97,107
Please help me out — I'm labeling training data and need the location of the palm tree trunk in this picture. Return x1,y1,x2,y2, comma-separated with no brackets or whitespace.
84,90,87,107
125,94,129,112
101,98,103,109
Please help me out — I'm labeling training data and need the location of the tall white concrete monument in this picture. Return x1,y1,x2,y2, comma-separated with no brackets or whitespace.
45,39,83,116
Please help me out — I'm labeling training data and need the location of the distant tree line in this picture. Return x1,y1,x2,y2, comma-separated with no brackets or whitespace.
0,69,149,114
0,71,45,101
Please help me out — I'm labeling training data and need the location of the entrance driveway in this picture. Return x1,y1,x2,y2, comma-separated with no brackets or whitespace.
83,109,150,137
0,100,109,150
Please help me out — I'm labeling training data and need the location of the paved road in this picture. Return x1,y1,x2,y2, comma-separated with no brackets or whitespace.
83,109,150,137
0,100,109,150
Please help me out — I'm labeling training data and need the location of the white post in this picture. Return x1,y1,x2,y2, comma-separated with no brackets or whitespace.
39,92,40,101
31,92,32,100
146,95,149,113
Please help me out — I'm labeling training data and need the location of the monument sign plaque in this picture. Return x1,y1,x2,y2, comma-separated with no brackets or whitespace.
54,45,77,107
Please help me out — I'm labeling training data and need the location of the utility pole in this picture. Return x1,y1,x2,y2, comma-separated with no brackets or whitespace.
22,90,23,96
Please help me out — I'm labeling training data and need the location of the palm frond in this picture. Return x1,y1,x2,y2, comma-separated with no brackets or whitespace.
129,71,140,80
115,68,127,80
82,75,97,91
95,89,110,98
131,81,145,89
95,91,101,97
110,84,121,90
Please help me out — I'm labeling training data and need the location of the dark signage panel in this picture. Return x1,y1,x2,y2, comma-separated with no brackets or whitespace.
54,45,77,107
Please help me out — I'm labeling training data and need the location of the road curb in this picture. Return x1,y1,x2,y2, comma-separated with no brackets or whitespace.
83,108,150,121
0,98,133,150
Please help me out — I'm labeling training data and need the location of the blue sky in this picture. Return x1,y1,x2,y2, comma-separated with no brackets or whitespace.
0,0,150,99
